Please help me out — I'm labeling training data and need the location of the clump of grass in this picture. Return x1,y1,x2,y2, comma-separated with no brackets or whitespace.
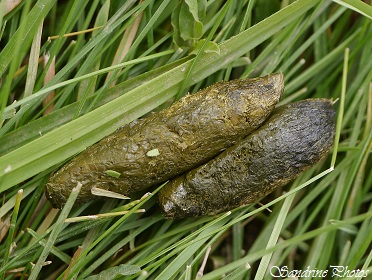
0,0,371,279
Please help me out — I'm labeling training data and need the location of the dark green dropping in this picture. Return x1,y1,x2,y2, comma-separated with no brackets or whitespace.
158,99,336,218
46,74,284,208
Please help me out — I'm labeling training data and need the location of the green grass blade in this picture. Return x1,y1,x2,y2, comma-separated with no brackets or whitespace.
28,183,81,280
333,0,372,19
0,0,56,77
0,189,22,280
253,189,296,280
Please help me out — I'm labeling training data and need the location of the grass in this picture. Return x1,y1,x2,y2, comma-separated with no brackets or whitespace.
0,0,371,279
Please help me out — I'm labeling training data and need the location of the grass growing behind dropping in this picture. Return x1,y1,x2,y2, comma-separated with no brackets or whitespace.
0,0,371,279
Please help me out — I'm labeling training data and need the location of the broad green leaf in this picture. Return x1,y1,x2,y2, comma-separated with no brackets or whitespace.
179,1,203,40
190,40,220,55
171,0,207,48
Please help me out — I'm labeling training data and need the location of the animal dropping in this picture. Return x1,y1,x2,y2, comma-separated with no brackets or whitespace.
158,99,336,218
46,74,284,208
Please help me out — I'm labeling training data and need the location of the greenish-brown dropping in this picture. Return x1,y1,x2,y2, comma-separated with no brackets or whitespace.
158,99,336,218
46,74,284,208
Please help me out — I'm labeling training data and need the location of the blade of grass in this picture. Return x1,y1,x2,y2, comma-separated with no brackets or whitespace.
306,129,372,269
78,216,162,279
221,263,251,280
138,212,232,268
253,188,296,280
0,179,40,219
64,210,145,223
333,0,372,19
1,50,174,120
0,223,54,274
0,0,141,128
75,2,108,101
0,56,188,156
153,220,225,280
331,48,348,168
0,189,22,280
106,0,171,86
284,31,359,94
23,21,43,101
59,186,162,280
115,218,213,266
279,5,346,73
0,0,56,77
0,0,33,115
27,228,71,264
28,182,81,280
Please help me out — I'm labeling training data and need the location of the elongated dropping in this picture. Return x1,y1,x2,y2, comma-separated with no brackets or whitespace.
46,74,284,208
158,99,336,218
